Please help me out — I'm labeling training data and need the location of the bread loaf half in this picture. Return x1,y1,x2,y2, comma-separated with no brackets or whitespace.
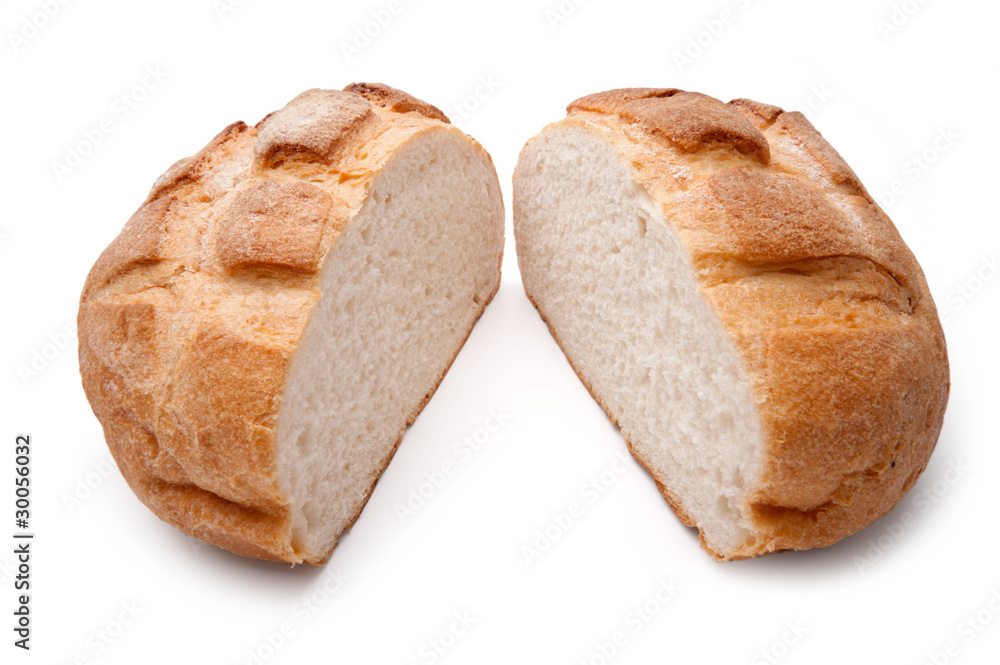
513,88,949,560
79,83,504,564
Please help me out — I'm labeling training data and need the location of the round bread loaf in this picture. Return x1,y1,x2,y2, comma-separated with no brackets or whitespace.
513,88,949,560
78,83,505,564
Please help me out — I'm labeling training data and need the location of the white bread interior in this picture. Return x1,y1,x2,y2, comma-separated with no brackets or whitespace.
514,124,764,555
279,130,502,557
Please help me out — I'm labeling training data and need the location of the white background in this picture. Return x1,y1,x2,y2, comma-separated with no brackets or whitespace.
2,0,998,663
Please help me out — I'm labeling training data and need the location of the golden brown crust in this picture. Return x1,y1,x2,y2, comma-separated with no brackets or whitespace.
148,122,251,203
727,98,783,129
570,88,770,165
79,83,497,565
253,89,376,168
215,180,336,273
701,168,862,263
533,88,949,559
343,82,450,123
82,197,177,299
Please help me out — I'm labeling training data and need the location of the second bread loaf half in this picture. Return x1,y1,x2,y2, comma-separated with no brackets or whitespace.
79,83,504,564
513,88,949,560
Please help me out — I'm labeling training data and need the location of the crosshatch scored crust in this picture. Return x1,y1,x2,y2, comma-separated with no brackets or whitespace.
78,83,502,564
516,88,949,559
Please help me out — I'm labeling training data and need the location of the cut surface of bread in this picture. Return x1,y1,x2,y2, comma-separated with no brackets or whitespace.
78,84,504,564
513,88,949,560
279,130,502,557
515,124,763,554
